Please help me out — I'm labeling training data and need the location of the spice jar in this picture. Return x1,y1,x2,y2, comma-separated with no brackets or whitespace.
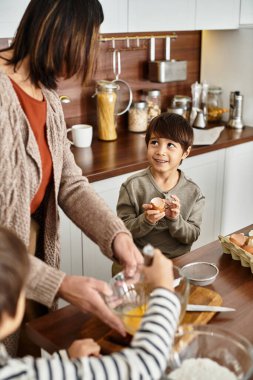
95,80,118,141
207,86,224,122
145,89,161,124
128,102,148,132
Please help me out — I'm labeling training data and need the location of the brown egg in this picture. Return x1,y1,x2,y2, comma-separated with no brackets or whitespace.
150,197,165,212
230,233,246,247
242,245,253,255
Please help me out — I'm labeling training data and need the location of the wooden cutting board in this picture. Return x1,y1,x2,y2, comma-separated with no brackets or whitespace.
97,285,222,354
182,285,223,325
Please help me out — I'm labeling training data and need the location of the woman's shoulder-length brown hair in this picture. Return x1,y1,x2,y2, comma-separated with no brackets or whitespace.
2,0,104,89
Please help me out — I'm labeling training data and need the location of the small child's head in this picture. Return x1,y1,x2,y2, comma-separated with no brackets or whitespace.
145,112,193,152
0,227,29,339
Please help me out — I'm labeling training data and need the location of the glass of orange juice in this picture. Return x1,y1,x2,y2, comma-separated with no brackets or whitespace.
106,266,189,335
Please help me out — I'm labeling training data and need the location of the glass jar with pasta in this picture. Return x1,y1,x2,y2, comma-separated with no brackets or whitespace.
95,80,118,141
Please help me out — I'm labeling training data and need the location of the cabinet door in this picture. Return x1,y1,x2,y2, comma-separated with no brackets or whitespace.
128,0,195,32
82,172,140,282
0,0,29,38
240,0,253,26
221,142,253,235
181,149,225,249
99,0,128,33
195,0,240,30
59,209,83,276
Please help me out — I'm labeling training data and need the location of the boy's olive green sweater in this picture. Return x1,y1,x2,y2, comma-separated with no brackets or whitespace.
117,167,205,258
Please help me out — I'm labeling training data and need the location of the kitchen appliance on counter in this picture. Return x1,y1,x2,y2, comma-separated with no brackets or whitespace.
228,91,244,129
148,37,187,83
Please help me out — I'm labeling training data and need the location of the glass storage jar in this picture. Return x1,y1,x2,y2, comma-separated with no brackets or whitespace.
128,101,148,132
171,95,191,120
145,89,161,124
95,80,118,141
207,86,223,122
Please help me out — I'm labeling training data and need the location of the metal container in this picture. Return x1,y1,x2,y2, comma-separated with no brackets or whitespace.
148,37,187,83
228,91,244,129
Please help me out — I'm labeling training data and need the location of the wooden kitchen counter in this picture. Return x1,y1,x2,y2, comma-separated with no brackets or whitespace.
26,224,253,354
72,126,253,183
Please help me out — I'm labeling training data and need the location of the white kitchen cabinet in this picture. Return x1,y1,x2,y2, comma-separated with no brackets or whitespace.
128,0,196,32
195,0,241,30
221,141,253,235
240,0,253,26
99,0,128,33
0,0,29,38
181,149,225,249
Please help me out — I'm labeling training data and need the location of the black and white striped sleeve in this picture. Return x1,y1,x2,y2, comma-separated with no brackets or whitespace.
0,288,180,380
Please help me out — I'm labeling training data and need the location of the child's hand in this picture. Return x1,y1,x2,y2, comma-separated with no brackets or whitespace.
141,249,174,292
164,195,180,219
142,203,165,224
67,339,101,359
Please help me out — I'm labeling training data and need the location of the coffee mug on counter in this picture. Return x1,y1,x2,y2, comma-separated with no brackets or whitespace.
67,124,93,148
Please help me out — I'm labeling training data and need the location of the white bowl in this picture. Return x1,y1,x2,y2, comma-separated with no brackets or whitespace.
180,262,219,286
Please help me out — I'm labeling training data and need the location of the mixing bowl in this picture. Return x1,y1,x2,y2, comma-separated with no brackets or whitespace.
106,266,190,335
164,324,253,380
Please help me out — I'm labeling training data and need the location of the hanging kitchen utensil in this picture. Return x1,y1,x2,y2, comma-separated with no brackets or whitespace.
148,36,187,83
112,49,133,115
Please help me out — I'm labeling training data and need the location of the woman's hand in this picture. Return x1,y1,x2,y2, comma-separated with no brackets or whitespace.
112,233,143,277
165,195,180,220
58,275,126,336
143,203,165,224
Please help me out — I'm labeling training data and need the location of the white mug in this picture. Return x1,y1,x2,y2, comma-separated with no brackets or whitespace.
67,124,93,148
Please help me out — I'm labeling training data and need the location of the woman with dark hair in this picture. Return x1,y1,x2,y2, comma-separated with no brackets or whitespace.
0,0,142,355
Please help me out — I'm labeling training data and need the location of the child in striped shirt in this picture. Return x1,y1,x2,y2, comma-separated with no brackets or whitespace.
0,226,180,380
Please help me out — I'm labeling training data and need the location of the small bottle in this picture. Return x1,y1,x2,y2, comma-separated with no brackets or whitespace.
145,89,161,124
128,101,148,132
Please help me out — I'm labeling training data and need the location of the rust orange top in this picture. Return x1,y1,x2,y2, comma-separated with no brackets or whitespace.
10,78,53,214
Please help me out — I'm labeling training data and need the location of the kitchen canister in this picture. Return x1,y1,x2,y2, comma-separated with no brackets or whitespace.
145,89,161,124
128,101,148,132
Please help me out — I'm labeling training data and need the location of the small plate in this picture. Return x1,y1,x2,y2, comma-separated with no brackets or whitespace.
180,262,219,286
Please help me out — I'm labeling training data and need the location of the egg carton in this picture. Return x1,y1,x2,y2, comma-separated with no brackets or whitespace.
218,235,253,274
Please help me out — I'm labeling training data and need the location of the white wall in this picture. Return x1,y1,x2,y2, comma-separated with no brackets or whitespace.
201,28,253,126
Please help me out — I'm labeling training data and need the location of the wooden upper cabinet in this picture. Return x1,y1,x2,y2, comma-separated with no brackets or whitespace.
0,0,29,38
99,0,128,33
240,0,253,26
195,0,241,30
128,0,195,32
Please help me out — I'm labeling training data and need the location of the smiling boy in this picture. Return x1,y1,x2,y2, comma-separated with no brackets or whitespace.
117,113,205,259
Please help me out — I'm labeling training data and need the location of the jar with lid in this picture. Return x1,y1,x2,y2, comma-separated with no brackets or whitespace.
171,95,191,120
128,101,148,132
207,86,223,122
95,80,118,141
145,89,161,124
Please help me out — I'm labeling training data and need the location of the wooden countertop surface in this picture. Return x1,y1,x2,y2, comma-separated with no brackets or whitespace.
71,126,253,183
26,224,253,355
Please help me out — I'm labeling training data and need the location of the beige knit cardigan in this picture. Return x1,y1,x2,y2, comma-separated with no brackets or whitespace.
0,71,130,308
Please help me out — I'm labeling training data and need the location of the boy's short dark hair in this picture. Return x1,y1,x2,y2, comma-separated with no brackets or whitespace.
145,112,193,152
0,227,29,322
